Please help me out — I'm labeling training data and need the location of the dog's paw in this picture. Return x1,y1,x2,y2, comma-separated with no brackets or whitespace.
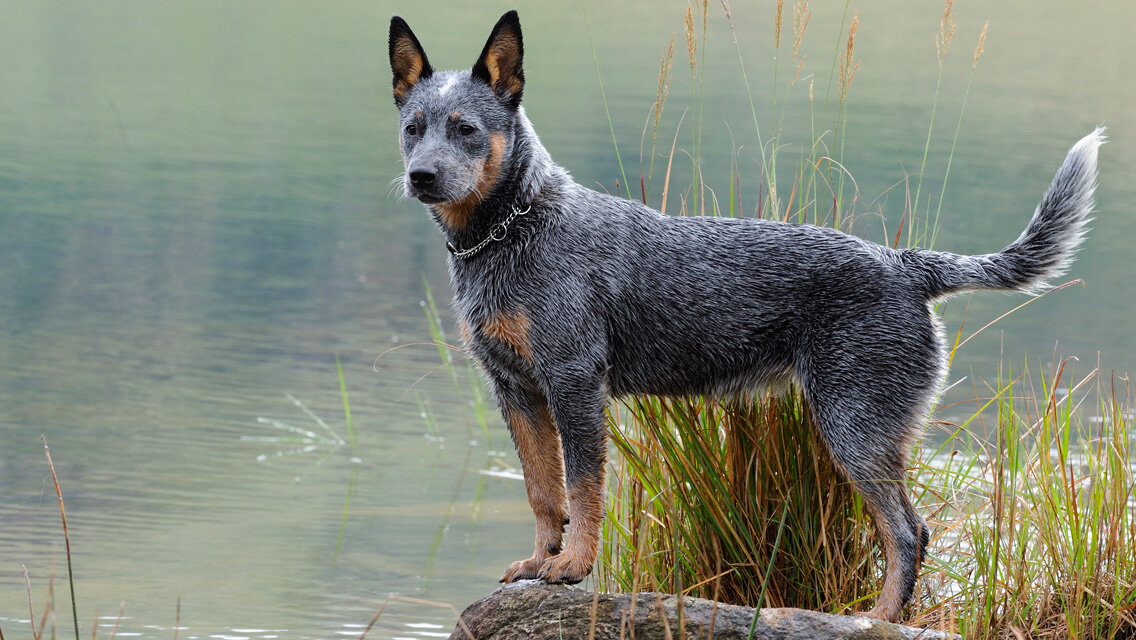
535,550,592,584
499,555,550,583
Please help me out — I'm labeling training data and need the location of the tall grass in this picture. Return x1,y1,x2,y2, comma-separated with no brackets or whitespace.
600,364,1135,637
917,367,1135,639
594,3,1134,638
599,392,877,611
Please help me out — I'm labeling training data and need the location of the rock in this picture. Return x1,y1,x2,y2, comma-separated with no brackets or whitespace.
448,582,956,640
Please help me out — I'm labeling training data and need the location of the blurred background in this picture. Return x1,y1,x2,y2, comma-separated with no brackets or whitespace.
1,1,1133,638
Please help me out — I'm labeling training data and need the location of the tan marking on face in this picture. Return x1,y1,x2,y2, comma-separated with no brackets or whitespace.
391,39,424,99
436,132,507,230
507,406,567,556
481,305,532,361
451,110,462,119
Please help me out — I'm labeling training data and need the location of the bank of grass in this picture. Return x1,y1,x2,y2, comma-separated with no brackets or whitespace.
593,2,1134,638
598,367,1135,638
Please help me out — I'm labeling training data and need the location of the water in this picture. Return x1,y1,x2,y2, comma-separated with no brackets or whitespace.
2,1,1133,637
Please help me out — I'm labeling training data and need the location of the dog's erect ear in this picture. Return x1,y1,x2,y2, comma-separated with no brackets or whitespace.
471,11,524,108
389,16,434,106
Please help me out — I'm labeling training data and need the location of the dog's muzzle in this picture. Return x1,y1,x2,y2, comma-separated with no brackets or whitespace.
406,163,447,203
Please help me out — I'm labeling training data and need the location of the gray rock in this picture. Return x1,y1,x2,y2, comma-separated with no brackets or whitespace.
448,582,956,640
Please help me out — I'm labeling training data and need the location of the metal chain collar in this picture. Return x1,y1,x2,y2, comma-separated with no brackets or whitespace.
446,205,531,259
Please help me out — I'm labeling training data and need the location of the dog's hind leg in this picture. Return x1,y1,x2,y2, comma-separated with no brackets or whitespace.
847,470,927,622
802,376,931,622
495,380,570,583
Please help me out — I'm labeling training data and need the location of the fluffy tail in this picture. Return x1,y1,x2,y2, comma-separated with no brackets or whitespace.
914,128,1104,299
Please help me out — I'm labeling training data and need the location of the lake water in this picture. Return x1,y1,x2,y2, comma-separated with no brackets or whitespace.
2,1,1134,638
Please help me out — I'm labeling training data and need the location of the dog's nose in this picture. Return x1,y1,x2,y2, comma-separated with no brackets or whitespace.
408,167,437,188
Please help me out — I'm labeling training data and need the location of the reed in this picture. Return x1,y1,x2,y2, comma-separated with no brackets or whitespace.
913,366,1135,638
41,436,80,640
641,35,675,203
599,392,876,611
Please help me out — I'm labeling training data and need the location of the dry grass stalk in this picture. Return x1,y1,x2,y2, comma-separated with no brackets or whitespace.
973,21,988,70
684,5,697,77
106,602,124,640
653,36,676,146
358,595,474,640
838,12,860,102
791,1,811,82
774,0,785,48
42,436,80,640
936,0,956,64
23,566,37,640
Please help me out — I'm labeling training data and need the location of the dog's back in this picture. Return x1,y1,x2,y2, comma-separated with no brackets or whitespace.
562,198,915,397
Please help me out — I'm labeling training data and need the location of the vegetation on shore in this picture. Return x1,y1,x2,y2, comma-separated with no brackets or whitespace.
599,367,1134,638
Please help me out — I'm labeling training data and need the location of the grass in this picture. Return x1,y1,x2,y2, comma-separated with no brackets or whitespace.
921,366,1135,638
41,437,79,640
599,392,876,610
598,366,1136,638
590,2,1135,638
11,437,84,640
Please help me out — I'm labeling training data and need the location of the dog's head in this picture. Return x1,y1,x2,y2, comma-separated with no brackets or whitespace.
389,11,524,229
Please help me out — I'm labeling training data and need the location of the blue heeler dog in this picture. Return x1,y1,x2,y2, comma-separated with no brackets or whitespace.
388,10,1103,621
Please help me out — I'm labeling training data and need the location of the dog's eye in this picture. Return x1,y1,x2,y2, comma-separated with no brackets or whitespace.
404,123,419,136
458,124,476,136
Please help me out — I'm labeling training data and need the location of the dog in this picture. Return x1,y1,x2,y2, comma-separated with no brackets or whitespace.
387,10,1102,622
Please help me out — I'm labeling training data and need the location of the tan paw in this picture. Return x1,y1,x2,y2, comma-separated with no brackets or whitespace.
536,550,592,584
499,555,550,583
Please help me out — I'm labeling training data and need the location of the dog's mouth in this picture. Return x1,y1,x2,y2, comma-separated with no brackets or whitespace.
414,192,448,205
405,178,461,205
409,183,476,207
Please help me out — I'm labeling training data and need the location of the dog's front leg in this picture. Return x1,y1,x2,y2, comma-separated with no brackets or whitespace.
496,383,569,583
534,377,607,584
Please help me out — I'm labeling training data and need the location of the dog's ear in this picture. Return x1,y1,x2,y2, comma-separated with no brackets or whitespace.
471,10,524,108
389,16,434,106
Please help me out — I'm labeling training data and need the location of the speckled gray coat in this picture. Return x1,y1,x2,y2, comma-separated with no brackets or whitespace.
389,10,1103,622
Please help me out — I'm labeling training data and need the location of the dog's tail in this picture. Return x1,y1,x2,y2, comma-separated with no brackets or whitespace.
912,128,1104,300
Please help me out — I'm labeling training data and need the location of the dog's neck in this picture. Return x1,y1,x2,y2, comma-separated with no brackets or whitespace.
435,108,563,260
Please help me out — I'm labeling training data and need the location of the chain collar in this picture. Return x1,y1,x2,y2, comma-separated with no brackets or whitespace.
446,205,531,259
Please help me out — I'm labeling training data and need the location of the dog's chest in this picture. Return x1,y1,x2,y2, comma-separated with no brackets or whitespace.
451,264,537,373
